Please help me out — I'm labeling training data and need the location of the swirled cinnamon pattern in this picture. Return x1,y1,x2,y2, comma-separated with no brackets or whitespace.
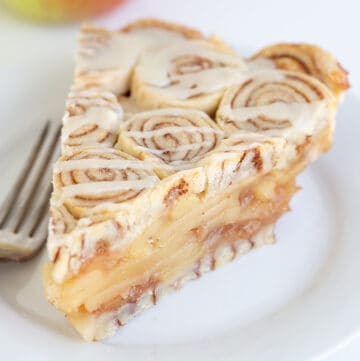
75,21,217,95
216,70,336,139
249,43,350,98
117,108,224,177
53,147,159,217
49,200,77,236
132,41,246,115
66,87,122,116
61,87,123,152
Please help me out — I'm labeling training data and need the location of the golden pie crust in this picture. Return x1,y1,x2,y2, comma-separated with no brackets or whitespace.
44,18,348,341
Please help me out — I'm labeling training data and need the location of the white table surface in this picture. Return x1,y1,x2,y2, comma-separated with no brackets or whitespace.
1,0,359,359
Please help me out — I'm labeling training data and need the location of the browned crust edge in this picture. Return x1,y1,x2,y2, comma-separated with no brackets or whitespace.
121,18,205,40
79,18,235,60
249,43,350,96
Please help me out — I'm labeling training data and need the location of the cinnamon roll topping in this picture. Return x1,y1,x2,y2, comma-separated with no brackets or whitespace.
53,147,159,217
216,70,336,138
117,108,223,177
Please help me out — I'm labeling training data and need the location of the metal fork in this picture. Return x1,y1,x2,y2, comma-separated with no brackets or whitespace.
0,121,61,261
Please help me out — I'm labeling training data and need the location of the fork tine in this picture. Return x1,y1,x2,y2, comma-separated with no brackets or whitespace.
20,134,60,235
5,121,60,231
0,121,50,227
32,202,51,242
29,185,52,237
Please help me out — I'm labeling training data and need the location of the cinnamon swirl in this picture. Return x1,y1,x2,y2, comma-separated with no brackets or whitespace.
216,70,336,142
62,87,123,151
131,41,246,115
53,147,159,217
116,108,223,177
75,20,231,96
250,43,350,99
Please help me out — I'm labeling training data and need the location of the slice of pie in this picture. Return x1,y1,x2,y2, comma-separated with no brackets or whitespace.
43,19,349,341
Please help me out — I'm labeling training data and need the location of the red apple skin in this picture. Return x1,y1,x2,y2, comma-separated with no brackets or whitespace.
4,0,126,22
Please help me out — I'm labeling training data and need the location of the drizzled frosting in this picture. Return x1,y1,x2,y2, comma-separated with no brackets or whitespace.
61,177,159,198
75,24,195,95
133,41,246,101
53,148,159,217
77,28,189,73
216,70,336,140
250,43,350,97
123,126,223,138
67,88,123,116
54,158,156,172
62,107,122,150
117,108,223,176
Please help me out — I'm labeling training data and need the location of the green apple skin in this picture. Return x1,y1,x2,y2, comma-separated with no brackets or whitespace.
4,0,125,22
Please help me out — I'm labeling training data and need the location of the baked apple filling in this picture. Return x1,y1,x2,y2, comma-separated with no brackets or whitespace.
45,168,296,339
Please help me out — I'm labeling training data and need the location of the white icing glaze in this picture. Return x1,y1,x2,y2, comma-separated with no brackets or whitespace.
168,156,209,167
75,27,202,95
76,27,189,76
73,148,119,154
123,107,214,122
77,33,145,72
227,132,280,140
67,87,123,117
67,91,123,116
157,69,248,100
222,101,328,136
138,41,245,84
68,99,122,116
62,107,121,142
123,126,223,138
69,89,116,100
137,141,214,154
75,69,130,95
218,143,265,153
61,177,159,198
135,41,247,100
54,159,155,173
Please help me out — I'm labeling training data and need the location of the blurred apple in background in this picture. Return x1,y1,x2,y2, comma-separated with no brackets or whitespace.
3,0,125,22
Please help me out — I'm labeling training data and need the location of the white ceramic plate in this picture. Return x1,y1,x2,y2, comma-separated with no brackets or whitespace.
0,55,359,361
